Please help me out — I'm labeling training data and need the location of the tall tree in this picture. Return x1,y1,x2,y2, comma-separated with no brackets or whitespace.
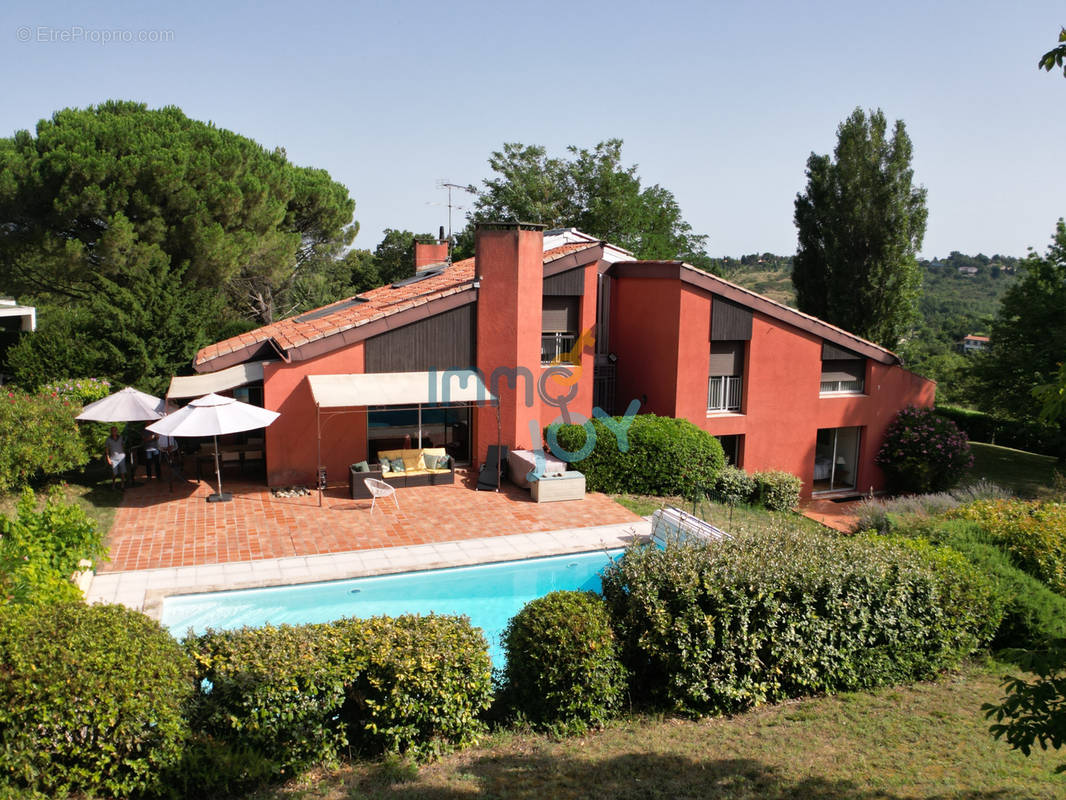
1039,26,1066,77
458,139,710,265
0,101,357,325
973,220,1066,428
792,108,928,349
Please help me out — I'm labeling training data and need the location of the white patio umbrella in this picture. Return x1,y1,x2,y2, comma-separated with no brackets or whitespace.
147,393,279,503
76,386,165,422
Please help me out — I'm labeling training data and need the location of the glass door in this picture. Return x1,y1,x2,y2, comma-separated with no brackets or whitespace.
813,427,861,493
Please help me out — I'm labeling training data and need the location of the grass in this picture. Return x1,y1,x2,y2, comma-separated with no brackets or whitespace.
257,661,1063,800
966,441,1065,498
613,493,827,535
0,461,122,539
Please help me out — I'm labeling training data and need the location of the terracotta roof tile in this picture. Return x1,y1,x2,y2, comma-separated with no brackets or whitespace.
195,244,599,369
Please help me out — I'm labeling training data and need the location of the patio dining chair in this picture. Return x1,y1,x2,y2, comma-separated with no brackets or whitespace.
364,477,399,514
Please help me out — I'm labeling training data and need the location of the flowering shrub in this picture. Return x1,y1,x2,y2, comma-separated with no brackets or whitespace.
875,405,972,494
0,389,89,492
41,377,112,406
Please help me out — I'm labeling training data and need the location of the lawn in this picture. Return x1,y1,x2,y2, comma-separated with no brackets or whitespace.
613,494,828,535
259,661,1061,800
966,441,1065,498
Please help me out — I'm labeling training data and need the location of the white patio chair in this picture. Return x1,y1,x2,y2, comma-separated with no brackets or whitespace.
364,477,399,514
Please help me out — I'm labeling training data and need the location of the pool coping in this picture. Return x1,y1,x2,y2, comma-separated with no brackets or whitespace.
86,519,653,619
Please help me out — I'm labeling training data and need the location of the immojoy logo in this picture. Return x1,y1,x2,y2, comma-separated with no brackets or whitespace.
427,327,640,480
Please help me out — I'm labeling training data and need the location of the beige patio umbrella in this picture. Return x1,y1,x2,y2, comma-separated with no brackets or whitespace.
147,393,279,503
76,386,165,422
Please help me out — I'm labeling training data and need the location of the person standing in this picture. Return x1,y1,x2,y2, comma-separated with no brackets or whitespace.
143,429,162,480
105,426,129,490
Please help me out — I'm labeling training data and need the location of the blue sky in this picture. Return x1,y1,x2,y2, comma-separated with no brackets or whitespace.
2,0,1064,258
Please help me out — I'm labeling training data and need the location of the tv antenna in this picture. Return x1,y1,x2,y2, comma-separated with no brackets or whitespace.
431,179,476,244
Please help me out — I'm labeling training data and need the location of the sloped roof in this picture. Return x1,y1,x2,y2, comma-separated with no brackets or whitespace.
194,242,599,372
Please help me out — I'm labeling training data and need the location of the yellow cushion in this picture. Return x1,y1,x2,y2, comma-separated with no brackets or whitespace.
422,447,446,458
377,449,403,462
401,448,425,471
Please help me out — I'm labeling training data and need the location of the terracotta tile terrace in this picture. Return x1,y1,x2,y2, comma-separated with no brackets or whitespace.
101,471,643,573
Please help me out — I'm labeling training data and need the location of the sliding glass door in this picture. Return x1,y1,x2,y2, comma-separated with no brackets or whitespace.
367,404,471,464
813,427,861,493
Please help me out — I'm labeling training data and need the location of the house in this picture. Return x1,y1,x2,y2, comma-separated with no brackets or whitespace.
960,334,990,354
957,265,979,276
186,223,934,498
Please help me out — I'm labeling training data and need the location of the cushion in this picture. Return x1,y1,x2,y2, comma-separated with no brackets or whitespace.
378,460,391,473
352,460,370,473
390,458,406,473
401,448,425,471
423,453,444,469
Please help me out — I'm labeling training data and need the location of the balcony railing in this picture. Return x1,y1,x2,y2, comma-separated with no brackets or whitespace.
542,332,577,365
820,379,864,394
708,375,743,412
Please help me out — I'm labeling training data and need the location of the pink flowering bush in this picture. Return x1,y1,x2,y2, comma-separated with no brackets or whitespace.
876,405,973,494
42,377,111,406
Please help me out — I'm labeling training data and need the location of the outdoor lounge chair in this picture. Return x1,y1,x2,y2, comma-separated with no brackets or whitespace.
364,477,399,514
476,445,509,491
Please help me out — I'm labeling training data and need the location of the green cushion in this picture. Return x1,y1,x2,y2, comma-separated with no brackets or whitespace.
425,454,447,469
390,458,406,473
352,460,370,473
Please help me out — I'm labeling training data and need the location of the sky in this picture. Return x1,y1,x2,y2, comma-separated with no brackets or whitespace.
2,0,1064,259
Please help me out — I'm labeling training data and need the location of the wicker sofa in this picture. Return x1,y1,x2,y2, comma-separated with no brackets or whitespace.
349,447,455,499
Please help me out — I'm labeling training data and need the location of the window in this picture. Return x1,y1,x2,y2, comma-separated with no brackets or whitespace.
715,434,743,467
708,341,744,412
813,427,861,493
542,296,579,364
820,343,865,394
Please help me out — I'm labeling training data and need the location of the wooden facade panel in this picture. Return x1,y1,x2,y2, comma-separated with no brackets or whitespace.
364,304,476,373
543,267,586,296
711,296,753,341
822,341,863,360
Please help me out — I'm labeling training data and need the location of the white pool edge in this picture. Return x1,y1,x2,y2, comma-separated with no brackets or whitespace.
86,520,652,619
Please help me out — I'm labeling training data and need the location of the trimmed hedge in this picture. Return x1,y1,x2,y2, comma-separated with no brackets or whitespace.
184,614,493,773
936,404,1065,459
601,527,998,715
502,591,627,733
712,465,756,506
753,470,802,511
546,414,725,498
0,602,192,799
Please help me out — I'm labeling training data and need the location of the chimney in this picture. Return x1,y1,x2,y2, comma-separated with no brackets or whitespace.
474,222,546,462
413,239,449,272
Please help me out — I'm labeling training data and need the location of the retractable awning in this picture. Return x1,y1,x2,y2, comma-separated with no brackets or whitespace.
167,361,269,399
307,371,495,408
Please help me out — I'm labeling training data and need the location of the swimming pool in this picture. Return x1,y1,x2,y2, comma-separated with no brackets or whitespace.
161,548,623,665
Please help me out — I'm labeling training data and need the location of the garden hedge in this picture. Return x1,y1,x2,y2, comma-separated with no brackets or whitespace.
601,527,999,715
502,590,627,733
546,414,725,498
936,404,1066,459
0,602,192,799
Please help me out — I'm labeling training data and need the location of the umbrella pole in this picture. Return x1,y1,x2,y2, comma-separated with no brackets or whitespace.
207,434,232,503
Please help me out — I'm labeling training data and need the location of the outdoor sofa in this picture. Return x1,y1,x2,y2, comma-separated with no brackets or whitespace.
349,447,454,499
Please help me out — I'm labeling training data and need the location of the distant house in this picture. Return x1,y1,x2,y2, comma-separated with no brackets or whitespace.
957,265,979,276
186,224,934,498
960,334,990,353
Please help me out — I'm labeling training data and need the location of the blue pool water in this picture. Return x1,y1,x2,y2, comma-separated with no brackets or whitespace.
161,549,623,666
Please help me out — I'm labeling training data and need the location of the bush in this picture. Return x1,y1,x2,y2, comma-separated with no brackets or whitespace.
752,470,802,511
334,614,493,758
0,488,105,605
185,615,492,772
546,414,725,498
184,623,350,777
851,480,1012,534
948,499,1066,595
42,378,113,457
936,403,1066,459
876,405,973,494
0,602,191,798
885,518,1066,650
713,465,757,506
0,389,89,491
601,527,997,715
502,591,627,733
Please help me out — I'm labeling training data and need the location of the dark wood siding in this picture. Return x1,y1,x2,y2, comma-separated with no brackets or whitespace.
542,296,579,333
364,304,476,373
711,296,753,341
543,268,586,296
822,341,863,360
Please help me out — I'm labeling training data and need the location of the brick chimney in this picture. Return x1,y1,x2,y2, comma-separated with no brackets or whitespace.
414,241,449,272
474,222,546,463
